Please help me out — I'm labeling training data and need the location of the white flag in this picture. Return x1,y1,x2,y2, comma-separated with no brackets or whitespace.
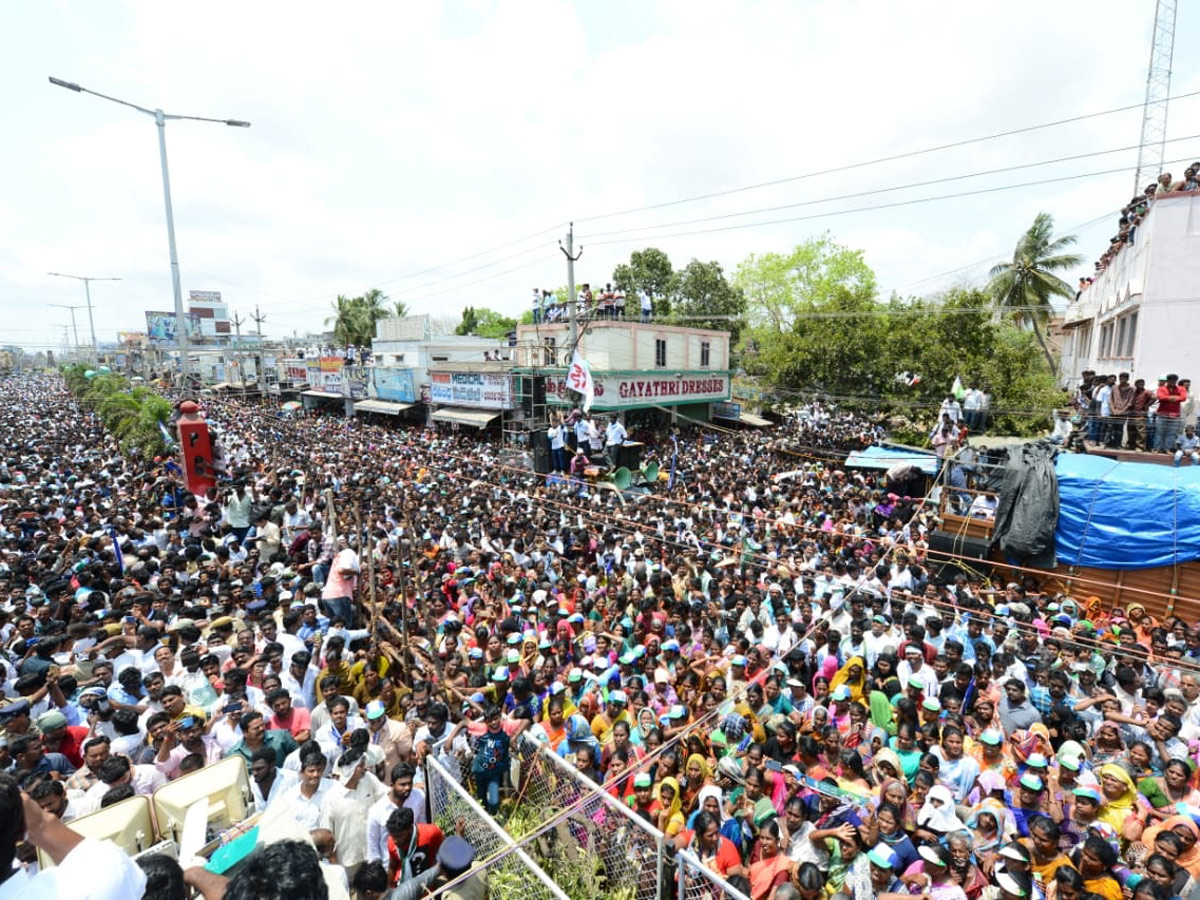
567,350,595,412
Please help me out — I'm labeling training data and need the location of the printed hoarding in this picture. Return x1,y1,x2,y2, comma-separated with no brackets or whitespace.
429,371,514,409
547,372,730,409
372,367,417,403
145,311,201,347
282,359,308,384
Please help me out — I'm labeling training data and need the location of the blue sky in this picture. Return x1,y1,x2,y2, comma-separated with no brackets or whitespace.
2,0,1198,352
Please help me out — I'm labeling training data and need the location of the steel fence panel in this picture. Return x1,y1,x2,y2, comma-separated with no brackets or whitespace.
424,753,569,900
676,847,752,900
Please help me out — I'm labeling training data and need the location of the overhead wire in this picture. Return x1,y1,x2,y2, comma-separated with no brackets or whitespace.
579,153,1200,248
573,89,1200,224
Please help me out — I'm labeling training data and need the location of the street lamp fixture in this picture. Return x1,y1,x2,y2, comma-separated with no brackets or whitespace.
48,76,250,386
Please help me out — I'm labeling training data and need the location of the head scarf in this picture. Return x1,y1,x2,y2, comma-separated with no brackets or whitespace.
1095,763,1137,829
716,756,745,786
1144,815,1200,879
869,690,896,734
874,747,905,783
696,784,728,823
813,655,838,693
830,656,868,704
917,784,966,834
686,753,712,786
656,776,684,833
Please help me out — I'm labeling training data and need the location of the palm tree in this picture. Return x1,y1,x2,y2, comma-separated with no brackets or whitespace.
393,299,409,318
325,294,359,345
987,213,1082,375
356,289,391,343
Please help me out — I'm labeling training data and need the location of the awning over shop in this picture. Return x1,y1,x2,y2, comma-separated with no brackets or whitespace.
301,390,343,400
430,407,501,428
210,382,232,390
738,412,772,427
844,444,939,475
355,399,414,416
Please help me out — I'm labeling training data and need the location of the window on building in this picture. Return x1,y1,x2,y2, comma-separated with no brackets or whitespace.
1124,311,1138,357
1099,323,1112,358
431,355,449,362
700,341,711,367
393,354,404,364
655,338,667,368
1116,318,1127,357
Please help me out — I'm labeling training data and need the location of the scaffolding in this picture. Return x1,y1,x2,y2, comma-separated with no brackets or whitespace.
501,368,551,471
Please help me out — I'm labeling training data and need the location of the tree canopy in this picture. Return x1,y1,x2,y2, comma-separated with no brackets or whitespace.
456,306,516,339
325,288,392,345
612,248,677,316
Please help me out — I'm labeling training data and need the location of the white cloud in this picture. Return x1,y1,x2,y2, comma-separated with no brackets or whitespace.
2,0,1198,353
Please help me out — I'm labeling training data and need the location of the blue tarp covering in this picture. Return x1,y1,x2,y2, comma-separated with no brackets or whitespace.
844,445,939,476
1054,453,1200,570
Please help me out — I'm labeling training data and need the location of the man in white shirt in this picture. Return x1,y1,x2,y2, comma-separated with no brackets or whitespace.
640,290,653,322
604,418,627,469
279,748,338,830
247,744,299,813
367,762,427,866
321,751,387,880
896,644,939,698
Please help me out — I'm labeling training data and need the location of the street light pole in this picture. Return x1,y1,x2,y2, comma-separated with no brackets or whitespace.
48,273,119,360
48,303,82,357
48,76,250,388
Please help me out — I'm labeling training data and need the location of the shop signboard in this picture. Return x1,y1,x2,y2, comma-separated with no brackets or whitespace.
429,371,514,409
283,359,308,384
546,372,730,409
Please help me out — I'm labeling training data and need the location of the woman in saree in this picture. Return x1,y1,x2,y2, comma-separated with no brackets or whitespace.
861,797,919,872
1138,757,1200,819
679,752,713,817
1096,762,1147,842
655,775,686,837
829,656,869,705
747,819,794,900
1140,815,1200,881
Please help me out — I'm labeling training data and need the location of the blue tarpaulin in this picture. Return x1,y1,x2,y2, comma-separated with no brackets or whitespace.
1054,453,1200,570
843,444,939,476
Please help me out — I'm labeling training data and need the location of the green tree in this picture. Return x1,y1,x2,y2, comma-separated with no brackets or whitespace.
671,259,747,343
325,290,393,345
456,306,516,339
612,248,676,316
393,299,409,317
736,236,882,395
987,212,1082,376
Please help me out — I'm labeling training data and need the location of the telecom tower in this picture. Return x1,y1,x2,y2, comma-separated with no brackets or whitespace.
1133,0,1178,193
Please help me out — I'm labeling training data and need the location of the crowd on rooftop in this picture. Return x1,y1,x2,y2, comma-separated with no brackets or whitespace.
1,375,1200,900
1085,165,1200,278
1070,371,1196,462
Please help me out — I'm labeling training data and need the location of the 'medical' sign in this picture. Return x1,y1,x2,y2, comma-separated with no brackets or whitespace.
430,371,514,409
548,373,730,409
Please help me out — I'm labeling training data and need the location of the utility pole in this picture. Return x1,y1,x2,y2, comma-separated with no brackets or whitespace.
230,311,246,397
47,273,120,361
559,223,582,359
49,304,83,357
251,305,266,392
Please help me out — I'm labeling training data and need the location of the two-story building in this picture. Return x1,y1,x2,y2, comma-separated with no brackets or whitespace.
1060,191,1200,387
513,319,733,426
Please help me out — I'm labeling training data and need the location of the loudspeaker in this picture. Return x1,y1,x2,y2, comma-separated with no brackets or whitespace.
531,431,551,474
616,441,643,470
926,529,993,583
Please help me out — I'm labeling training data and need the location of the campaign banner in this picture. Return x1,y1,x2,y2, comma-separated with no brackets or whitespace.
283,359,308,384
546,372,730,409
145,311,201,347
429,371,514,409
372,367,417,403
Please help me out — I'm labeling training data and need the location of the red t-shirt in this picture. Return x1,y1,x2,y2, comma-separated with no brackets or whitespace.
676,831,741,876
387,824,444,885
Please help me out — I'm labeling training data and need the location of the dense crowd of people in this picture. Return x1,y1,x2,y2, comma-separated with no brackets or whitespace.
0,375,1198,900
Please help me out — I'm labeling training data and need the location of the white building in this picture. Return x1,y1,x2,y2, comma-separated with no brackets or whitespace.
187,290,234,345
1060,191,1200,386
513,319,732,423
370,315,511,402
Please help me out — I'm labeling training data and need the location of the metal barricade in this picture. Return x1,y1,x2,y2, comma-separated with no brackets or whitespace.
676,847,752,900
512,735,749,900
424,753,569,900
